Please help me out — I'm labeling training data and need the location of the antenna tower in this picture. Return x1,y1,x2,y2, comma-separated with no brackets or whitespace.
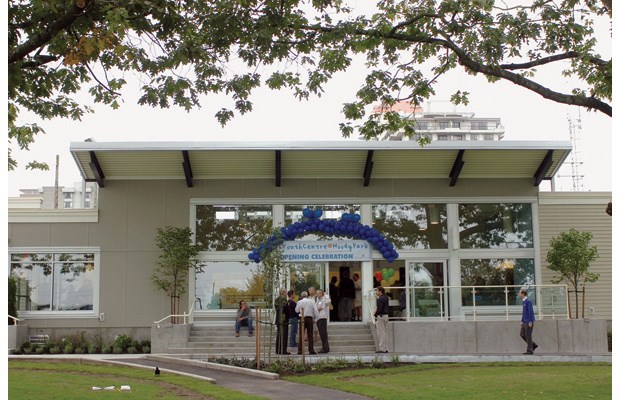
558,110,584,191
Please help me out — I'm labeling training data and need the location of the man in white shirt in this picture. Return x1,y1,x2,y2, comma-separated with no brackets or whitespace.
295,291,319,355
316,289,331,353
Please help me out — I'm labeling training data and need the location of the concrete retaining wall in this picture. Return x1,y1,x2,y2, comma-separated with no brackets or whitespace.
151,324,191,354
376,319,609,354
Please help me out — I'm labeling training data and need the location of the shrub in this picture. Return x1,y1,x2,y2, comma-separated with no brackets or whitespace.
23,347,32,355
87,344,99,354
101,345,112,354
371,357,385,369
127,346,137,354
142,346,151,354
112,345,123,354
64,344,74,354
34,347,45,354
113,334,132,352
74,347,85,354
49,346,61,354
13,347,22,355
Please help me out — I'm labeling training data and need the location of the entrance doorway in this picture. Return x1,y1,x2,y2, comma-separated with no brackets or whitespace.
328,261,362,322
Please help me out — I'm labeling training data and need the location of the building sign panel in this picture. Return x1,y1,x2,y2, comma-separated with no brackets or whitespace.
282,240,372,262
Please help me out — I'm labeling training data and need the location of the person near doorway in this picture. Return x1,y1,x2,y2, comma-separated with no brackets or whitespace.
308,286,319,342
235,300,254,337
329,276,339,321
275,289,291,354
353,273,362,321
287,290,299,348
374,286,389,353
519,289,538,354
338,270,355,322
316,289,331,353
295,291,318,355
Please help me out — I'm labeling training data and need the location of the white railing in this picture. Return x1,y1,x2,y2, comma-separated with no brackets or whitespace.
153,299,196,328
367,284,569,322
8,315,21,324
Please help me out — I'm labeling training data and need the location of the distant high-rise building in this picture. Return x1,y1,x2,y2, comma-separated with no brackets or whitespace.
17,181,98,209
373,101,504,142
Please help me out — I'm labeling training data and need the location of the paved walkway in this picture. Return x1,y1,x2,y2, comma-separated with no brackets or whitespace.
9,352,611,400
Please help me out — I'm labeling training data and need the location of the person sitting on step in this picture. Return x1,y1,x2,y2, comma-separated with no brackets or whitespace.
235,300,254,337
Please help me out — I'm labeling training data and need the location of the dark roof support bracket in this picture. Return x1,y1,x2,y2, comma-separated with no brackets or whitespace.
182,150,194,188
533,150,554,186
363,150,374,187
449,150,465,187
275,150,282,187
89,151,105,188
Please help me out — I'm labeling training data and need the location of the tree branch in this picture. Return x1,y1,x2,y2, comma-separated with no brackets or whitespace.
9,0,91,65
500,51,610,70
298,24,612,116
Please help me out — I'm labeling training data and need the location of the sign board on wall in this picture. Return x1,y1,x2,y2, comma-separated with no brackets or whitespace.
282,240,372,262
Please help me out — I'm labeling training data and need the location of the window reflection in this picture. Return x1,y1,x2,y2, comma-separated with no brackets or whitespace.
372,204,448,249
196,261,264,310
459,203,533,249
460,258,535,306
10,252,96,312
195,205,273,251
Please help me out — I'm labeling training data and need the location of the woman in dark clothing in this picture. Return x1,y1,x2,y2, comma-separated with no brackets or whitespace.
329,276,339,321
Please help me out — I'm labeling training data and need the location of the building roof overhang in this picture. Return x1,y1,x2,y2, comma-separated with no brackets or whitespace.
69,140,572,188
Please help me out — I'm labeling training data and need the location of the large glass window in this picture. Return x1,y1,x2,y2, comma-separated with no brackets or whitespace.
195,205,273,251
10,251,97,313
459,203,533,249
372,204,448,249
196,261,265,310
460,258,535,306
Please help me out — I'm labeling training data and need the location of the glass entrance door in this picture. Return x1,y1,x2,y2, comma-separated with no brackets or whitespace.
288,262,325,296
406,261,447,319
327,261,362,322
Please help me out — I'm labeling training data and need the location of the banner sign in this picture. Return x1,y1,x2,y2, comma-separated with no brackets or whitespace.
282,240,372,262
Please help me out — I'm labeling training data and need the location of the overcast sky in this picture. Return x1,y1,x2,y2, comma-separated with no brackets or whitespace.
6,5,615,196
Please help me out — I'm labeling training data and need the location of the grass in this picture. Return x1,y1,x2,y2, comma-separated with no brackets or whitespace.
8,360,267,400
284,362,612,400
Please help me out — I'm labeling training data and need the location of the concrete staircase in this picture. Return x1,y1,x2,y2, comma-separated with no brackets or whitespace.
166,310,376,356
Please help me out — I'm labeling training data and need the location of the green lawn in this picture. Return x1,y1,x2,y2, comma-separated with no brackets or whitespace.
284,362,612,400
8,361,267,400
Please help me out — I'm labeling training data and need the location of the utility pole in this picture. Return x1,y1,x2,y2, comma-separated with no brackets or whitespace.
54,155,59,209
558,110,584,191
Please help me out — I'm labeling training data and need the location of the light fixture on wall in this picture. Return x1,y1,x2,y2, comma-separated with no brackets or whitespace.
429,204,440,225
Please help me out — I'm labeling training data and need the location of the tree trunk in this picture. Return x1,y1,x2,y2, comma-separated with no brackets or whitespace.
574,288,579,319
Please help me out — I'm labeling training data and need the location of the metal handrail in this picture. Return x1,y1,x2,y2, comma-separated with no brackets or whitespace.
153,298,196,328
367,284,569,322
8,315,21,324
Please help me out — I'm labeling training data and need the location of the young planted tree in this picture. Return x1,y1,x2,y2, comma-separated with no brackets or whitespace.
151,226,201,323
546,228,599,319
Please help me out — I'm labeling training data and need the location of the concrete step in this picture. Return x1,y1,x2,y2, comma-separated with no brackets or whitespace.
168,345,378,355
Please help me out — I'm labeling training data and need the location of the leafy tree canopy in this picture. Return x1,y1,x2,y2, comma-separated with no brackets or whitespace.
8,0,611,169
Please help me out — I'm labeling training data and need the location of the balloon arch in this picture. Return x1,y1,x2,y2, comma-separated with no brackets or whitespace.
248,208,399,265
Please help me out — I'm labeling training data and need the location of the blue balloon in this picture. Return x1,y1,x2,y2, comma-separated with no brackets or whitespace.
314,209,323,218
353,214,361,222
302,208,312,218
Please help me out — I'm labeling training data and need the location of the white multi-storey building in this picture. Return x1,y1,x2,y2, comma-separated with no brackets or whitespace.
374,102,504,142
16,181,98,209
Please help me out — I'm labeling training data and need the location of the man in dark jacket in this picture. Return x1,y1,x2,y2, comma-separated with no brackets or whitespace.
374,286,389,353
338,270,355,322
519,289,538,354
275,288,291,354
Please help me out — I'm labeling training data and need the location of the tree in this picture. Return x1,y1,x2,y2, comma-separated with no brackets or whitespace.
546,228,599,319
151,226,201,323
9,276,18,325
9,0,611,169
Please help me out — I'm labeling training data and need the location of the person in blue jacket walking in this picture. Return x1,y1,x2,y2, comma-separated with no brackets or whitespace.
519,289,539,354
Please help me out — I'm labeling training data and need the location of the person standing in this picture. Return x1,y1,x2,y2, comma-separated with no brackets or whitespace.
374,286,389,353
295,291,318,355
329,276,339,321
519,289,539,354
353,273,362,321
308,286,319,341
316,289,331,354
338,270,355,322
287,290,299,348
275,289,290,354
